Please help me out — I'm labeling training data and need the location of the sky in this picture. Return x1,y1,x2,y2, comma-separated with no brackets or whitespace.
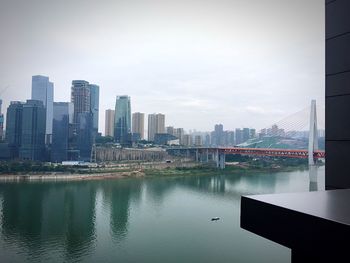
0,0,325,134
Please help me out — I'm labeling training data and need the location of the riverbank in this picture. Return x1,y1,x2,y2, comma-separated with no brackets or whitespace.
0,162,315,182
0,170,146,182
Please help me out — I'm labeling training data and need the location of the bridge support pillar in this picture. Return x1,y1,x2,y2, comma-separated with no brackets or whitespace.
214,149,219,168
218,152,225,169
308,100,318,166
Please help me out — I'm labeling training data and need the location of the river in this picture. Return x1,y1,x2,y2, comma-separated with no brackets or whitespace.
0,166,325,263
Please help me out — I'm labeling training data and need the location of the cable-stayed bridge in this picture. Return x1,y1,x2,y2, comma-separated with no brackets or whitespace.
167,100,325,169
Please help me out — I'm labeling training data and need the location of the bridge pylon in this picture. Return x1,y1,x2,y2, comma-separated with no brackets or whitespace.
308,100,318,166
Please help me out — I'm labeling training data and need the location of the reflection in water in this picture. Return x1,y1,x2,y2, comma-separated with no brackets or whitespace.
0,166,325,263
0,183,97,262
101,179,142,243
309,165,319,191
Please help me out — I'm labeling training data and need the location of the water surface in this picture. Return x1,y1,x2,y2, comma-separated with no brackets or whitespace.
0,167,325,263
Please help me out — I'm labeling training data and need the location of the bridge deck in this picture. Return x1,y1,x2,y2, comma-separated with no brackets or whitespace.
167,147,325,159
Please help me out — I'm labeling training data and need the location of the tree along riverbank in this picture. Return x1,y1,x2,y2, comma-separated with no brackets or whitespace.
0,157,320,182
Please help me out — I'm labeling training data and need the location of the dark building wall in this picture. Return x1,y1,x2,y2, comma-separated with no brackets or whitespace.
326,0,350,188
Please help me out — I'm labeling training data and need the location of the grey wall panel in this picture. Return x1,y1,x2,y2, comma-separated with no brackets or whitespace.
326,71,350,96
326,33,350,75
326,140,350,189
326,95,350,140
326,0,350,39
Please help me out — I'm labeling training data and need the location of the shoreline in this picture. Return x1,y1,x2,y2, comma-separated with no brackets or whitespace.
0,170,146,182
0,163,315,182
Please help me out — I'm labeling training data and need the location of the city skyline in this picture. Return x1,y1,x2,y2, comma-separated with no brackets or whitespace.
0,0,324,132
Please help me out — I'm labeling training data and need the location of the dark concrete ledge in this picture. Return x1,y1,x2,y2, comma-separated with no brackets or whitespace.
241,190,350,262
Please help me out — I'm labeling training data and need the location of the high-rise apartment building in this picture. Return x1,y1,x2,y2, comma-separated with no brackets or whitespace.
5,101,24,158
242,128,250,142
211,124,224,146
250,129,256,139
51,102,73,162
235,128,243,145
105,109,115,137
132,112,144,139
225,131,235,146
194,135,202,146
31,75,54,143
19,100,46,161
174,128,184,144
148,113,165,141
114,96,131,145
182,134,192,147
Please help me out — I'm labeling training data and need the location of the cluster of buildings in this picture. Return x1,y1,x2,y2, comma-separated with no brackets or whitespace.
1,75,318,163
0,76,100,162
104,108,257,148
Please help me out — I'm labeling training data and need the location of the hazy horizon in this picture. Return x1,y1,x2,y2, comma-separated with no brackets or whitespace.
0,0,324,134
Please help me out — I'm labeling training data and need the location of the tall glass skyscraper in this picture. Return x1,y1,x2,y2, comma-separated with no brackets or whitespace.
5,101,24,158
114,96,131,145
51,102,73,162
89,84,99,135
31,75,54,143
19,100,46,161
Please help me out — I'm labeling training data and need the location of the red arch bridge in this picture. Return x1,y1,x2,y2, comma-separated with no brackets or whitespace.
166,147,325,169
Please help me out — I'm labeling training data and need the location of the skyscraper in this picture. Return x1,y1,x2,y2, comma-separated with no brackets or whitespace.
182,134,192,146
194,135,202,146
148,113,165,141
71,80,94,160
0,99,3,140
77,112,94,160
51,102,73,162
212,124,224,146
174,128,184,144
235,128,243,145
132,112,144,140
89,84,99,135
114,96,131,145
242,128,250,142
31,75,54,143
71,80,91,123
5,101,24,158
105,109,115,137
19,100,46,161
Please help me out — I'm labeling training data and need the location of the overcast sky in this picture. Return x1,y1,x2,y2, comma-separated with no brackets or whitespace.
0,0,324,134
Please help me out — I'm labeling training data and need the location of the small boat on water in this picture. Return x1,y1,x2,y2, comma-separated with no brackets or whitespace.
211,217,220,221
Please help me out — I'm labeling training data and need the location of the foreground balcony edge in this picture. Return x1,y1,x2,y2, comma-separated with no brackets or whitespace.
240,189,350,262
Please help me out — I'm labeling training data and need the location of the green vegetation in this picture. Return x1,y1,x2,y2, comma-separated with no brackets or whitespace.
0,161,74,174
144,166,219,177
95,135,114,145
